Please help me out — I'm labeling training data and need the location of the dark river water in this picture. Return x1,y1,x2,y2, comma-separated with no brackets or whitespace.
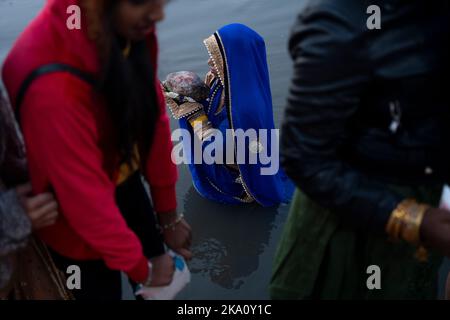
1,0,448,300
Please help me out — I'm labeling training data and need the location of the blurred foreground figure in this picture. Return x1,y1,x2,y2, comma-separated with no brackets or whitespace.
0,90,69,300
271,0,450,299
2,0,191,300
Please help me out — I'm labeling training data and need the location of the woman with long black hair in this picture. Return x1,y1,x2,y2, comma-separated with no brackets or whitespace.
2,0,191,300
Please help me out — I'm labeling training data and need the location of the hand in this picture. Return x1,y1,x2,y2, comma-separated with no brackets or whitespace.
149,253,175,287
420,207,450,257
16,183,59,230
158,211,193,261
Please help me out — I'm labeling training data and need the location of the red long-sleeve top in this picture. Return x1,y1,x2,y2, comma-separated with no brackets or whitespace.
2,0,178,283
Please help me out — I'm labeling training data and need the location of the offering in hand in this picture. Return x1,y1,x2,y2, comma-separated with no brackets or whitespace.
163,71,214,140
163,71,210,102
162,71,210,120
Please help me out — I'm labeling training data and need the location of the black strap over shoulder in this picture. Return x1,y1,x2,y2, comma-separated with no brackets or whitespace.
14,63,165,260
15,63,96,124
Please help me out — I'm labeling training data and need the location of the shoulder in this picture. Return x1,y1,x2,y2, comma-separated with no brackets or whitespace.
290,0,369,57
296,0,368,27
20,72,100,138
24,71,96,114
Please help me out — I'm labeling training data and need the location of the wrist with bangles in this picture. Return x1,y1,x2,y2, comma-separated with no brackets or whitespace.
386,198,430,262
187,110,214,141
160,213,185,232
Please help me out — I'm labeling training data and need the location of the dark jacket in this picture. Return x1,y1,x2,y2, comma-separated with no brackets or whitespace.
0,91,30,291
281,0,450,232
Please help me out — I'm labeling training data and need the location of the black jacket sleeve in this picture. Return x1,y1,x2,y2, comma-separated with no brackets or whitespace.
281,4,403,232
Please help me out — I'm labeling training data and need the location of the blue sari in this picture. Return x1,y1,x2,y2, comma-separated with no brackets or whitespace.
180,24,293,207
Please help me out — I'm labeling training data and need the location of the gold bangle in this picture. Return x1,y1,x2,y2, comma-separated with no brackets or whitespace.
387,199,429,244
386,199,409,240
386,199,430,262
188,111,213,141
401,202,429,245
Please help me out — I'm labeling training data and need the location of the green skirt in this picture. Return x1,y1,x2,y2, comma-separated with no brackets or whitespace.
270,185,444,299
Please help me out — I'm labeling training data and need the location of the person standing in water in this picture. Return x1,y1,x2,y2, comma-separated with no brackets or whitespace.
165,24,293,207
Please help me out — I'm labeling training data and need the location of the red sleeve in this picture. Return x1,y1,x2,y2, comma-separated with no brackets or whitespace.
21,74,149,283
144,30,178,213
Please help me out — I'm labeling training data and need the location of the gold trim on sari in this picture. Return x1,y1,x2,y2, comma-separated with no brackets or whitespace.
203,36,226,115
203,35,225,87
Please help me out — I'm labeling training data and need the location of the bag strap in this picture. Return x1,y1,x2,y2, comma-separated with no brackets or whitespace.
15,63,96,124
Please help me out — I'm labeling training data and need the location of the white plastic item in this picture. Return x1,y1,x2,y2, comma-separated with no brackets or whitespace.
135,251,191,300
440,185,450,211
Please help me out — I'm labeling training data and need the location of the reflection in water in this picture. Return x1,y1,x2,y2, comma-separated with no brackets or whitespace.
183,187,278,289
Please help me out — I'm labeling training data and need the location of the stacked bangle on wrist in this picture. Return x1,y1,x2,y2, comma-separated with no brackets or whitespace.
187,110,214,141
161,213,185,231
386,199,430,262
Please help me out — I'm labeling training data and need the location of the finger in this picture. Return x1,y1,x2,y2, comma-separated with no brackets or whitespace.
175,248,193,261
184,220,192,233
39,210,59,224
179,226,192,249
35,200,58,218
183,221,193,243
26,193,55,211
187,228,193,247
175,231,191,250
28,201,58,221
35,218,58,229
42,216,58,227
183,233,192,249
32,211,58,229
16,183,32,197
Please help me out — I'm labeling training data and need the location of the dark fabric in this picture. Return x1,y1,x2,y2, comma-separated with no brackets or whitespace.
0,91,28,188
0,190,30,258
280,0,450,233
271,184,443,300
0,89,30,295
50,249,122,301
0,190,31,291
10,237,73,300
15,63,96,121
115,172,165,259
47,172,165,300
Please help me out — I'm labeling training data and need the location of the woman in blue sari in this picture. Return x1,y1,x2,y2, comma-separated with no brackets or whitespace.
167,24,292,207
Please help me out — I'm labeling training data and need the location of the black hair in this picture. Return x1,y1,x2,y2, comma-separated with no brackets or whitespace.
100,2,159,165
